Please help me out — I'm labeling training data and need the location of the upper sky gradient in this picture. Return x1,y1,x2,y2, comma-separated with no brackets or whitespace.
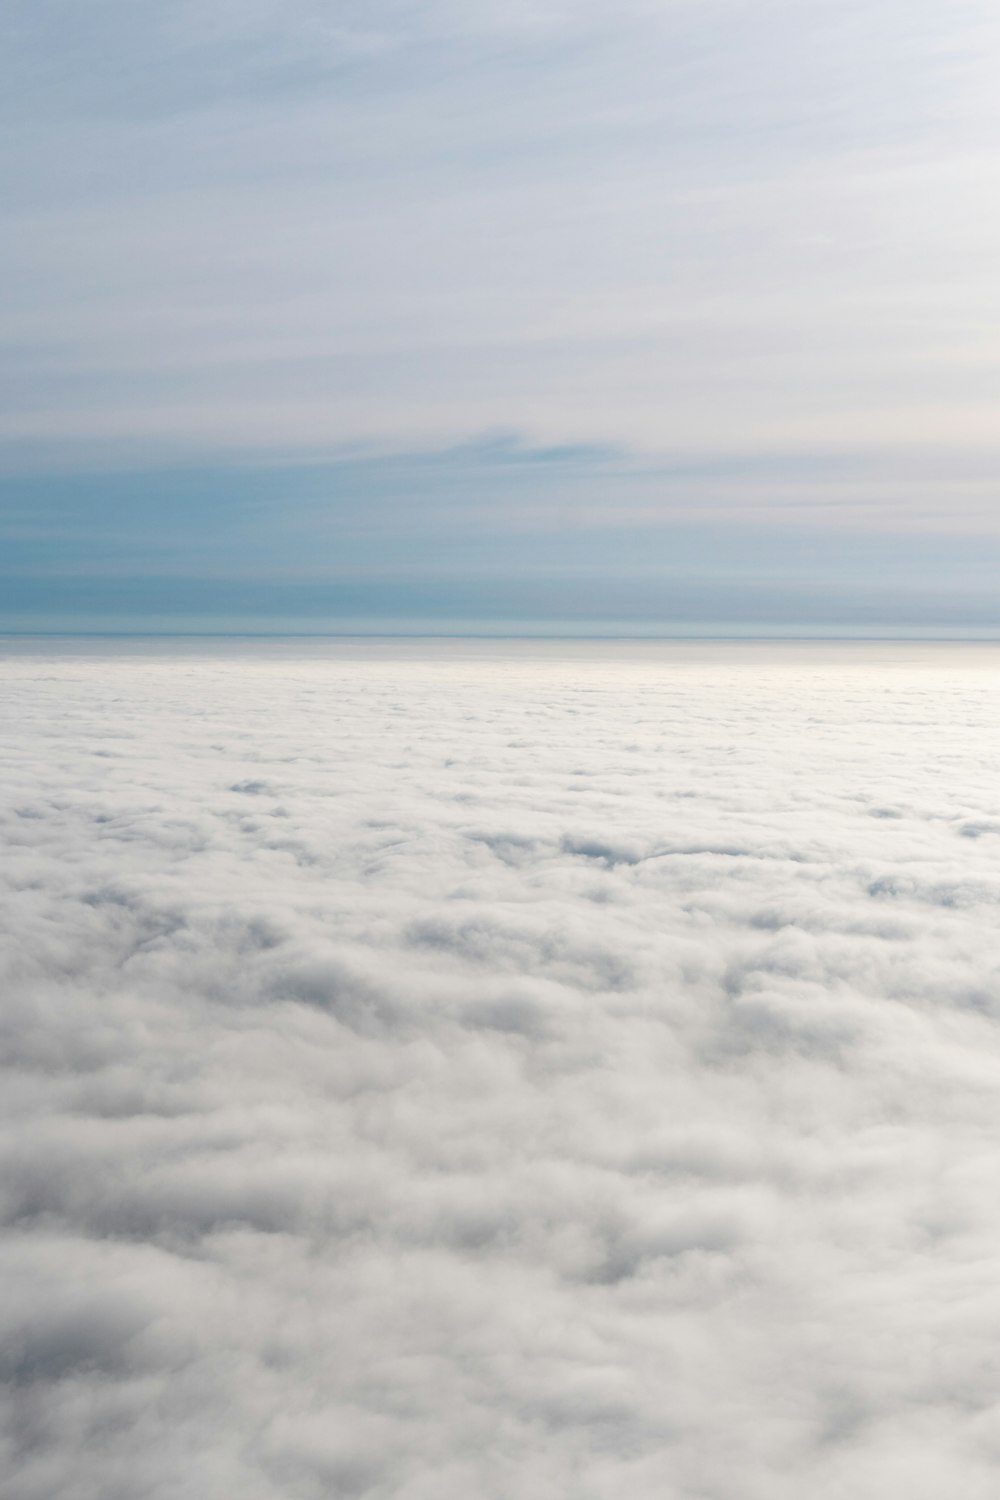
3,0,1000,631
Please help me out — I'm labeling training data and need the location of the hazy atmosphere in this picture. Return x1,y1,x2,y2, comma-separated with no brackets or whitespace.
4,5,1000,1500
4,0,1000,630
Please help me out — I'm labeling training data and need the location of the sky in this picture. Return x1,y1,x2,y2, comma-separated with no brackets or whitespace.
3,0,1000,631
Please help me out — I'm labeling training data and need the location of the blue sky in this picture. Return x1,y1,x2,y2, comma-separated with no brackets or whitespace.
3,1,1000,631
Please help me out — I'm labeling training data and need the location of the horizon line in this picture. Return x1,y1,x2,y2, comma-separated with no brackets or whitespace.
5,630,1000,644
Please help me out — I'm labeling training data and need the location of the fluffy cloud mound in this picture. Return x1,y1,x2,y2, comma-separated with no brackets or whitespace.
3,641,1000,1500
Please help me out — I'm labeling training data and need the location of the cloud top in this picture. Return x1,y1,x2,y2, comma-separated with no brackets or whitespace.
3,640,1000,1497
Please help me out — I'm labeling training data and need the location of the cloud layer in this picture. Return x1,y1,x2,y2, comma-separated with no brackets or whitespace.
3,640,1000,1498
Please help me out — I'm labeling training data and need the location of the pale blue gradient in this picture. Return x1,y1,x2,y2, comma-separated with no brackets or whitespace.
3,3,1000,630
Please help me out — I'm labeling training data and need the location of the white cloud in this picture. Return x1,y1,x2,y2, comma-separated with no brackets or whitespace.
2,640,1000,1496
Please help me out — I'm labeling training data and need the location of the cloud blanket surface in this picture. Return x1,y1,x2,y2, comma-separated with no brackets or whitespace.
3,640,1000,1499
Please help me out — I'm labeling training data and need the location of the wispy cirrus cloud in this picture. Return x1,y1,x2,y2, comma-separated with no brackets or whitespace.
3,0,1000,466
5,2,1000,627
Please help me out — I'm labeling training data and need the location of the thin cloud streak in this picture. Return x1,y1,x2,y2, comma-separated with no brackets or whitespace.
3,1,1000,463
4,441,1000,631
